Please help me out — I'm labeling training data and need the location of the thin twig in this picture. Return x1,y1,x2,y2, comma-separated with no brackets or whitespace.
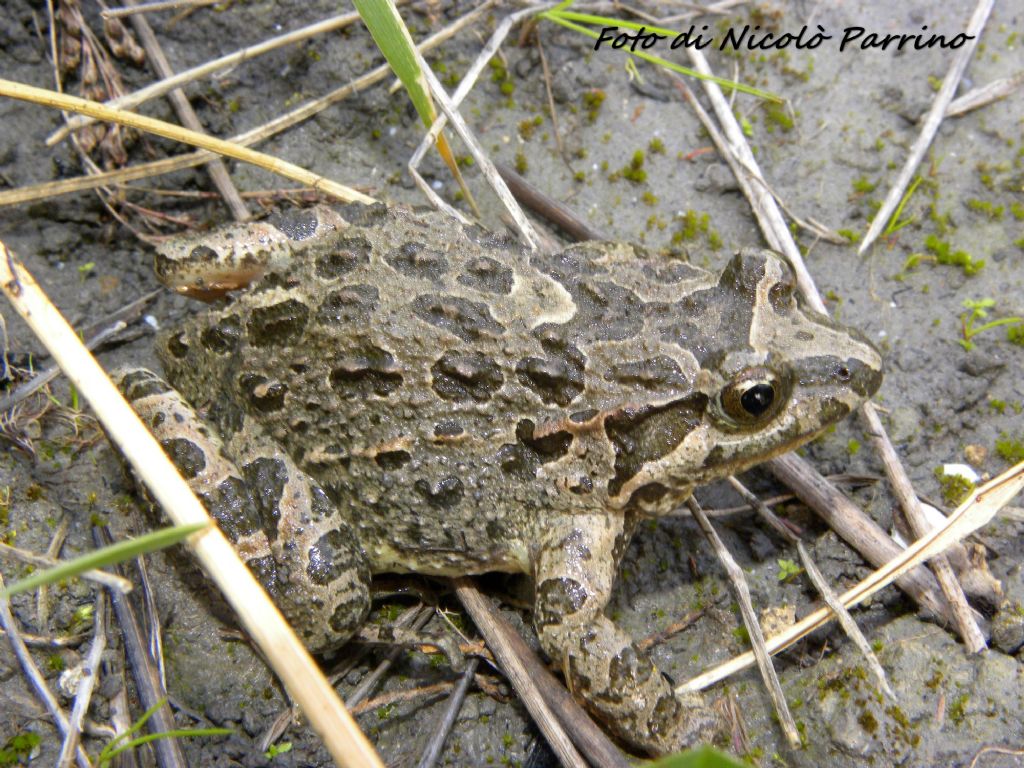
38,516,71,628
346,605,432,709
496,161,608,242
945,71,1024,118
5,7,484,208
454,577,589,768
0,573,92,768
686,498,799,747
410,5,548,250
96,526,186,768
48,10,364,144
1,79,374,205
0,626,87,647
682,459,1023,691
58,592,107,768
768,453,953,622
121,0,250,220
860,406,986,652
414,657,479,768
102,0,219,19
348,681,455,717
725,476,894,700
858,0,994,254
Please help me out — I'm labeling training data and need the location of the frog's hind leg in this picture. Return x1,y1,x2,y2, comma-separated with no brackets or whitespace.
534,513,719,756
115,367,371,653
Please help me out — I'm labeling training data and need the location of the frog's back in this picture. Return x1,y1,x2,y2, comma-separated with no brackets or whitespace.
158,204,881,576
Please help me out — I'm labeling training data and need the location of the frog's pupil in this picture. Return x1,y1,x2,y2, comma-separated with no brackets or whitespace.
740,383,774,416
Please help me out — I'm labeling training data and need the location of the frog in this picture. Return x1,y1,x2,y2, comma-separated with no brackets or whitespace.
115,202,882,756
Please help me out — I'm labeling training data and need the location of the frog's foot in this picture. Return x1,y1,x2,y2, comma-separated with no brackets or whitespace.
116,367,371,653
534,514,719,756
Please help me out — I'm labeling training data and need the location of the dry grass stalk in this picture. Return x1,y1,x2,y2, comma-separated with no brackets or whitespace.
1,79,374,204
681,459,1024,692
5,6,485,208
857,0,994,254
0,242,384,768
121,0,250,221
725,476,894,699
945,71,1024,117
57,593,107,767
453,577,589,768
414,657,480,768
408,3,542,246
48,10,363,145
0,572,93,768
95,525,187,768
0,540,132,594
686,498,799,747
860,406,986,652
101,0,220,20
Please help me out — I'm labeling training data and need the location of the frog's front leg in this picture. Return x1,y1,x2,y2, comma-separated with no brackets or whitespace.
534,513,719,756
116,368,371,653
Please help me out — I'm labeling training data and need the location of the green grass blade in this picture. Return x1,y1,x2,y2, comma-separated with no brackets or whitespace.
353,0,435,127
352,0,473,207
541,9,781,102
647,745,749,768
0,522,207,600
99,728,233,765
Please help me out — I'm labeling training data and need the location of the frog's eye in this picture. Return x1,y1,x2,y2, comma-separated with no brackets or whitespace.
719,368,783,424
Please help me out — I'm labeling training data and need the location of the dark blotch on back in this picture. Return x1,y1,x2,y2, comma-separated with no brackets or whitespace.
315,284,379,326
165,331,190,360
605,356,688,393
537,246,645,342
385,241,448,282
608,645,654,692
241,457,289,540
200,314,242,354
516,328,586,406
189,244,218,262
266,208,318,241
306,529,355,586
535,577,588,628
161,437,206,479
204,475,261,542
412,294,505,342
238,373,287,413
458,256,514,295
375,450,411,470
330,345,403,398
315,236,372,280
605,394,708,497
414,476,464,508
247,299,309,347
656,251,765,367
119,369,172,401
497,419,572,479
431,351,503,402
434,421,464,437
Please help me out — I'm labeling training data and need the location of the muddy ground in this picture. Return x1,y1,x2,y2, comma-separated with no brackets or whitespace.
1,1,1023,766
